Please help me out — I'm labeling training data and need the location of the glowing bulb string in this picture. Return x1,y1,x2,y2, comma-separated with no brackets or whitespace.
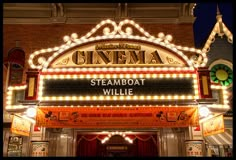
28,19,206,70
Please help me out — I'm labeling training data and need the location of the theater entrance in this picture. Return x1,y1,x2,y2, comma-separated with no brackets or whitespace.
76,131,159,157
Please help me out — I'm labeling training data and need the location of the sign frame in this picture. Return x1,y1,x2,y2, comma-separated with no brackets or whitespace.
30,141,49,157
202,115,225,137
185,140,204,157
10,115,31,136
36,106,199,128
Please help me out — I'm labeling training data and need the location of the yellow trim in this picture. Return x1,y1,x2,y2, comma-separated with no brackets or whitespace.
28,77,35,97
202,76,209,95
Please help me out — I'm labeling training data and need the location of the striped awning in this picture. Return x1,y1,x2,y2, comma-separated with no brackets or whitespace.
204,129,232,146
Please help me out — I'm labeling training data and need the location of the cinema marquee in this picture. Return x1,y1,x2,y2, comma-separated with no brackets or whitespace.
6,19,229,130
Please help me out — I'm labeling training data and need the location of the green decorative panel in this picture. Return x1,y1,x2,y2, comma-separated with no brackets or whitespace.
210,64,233,86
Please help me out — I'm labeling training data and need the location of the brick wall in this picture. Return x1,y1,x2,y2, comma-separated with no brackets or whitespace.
3,23,195,83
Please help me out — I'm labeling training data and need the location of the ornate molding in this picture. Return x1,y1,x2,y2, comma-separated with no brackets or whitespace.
4,3,196,24
27,19,205,70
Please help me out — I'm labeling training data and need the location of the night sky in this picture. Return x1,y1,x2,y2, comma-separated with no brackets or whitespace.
193,2,233,48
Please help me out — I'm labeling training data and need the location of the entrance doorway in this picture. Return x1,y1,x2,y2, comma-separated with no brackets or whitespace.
76,132,159,157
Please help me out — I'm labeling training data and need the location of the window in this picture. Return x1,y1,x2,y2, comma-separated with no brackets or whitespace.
7,48,25,86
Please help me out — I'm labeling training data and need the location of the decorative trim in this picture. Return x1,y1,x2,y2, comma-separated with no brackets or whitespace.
166,56,180,64
28,19,205,70
202,14,233,53
3,17,195,24
55,57,69,66
210,64,233,87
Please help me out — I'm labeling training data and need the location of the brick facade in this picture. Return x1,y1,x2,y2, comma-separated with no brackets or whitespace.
3,23,195,85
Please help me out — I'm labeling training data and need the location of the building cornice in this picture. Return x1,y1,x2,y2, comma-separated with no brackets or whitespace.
3,17,196,25
3,3,196,24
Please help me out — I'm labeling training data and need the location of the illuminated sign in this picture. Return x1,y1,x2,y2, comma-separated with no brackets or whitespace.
42,78,194,97
51,42,187,68
38,72,199,103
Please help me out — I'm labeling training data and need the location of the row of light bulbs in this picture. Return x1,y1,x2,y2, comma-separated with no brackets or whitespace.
6,105,27,110
38,105,195,108
210,85,230,106
202,18,233,53
207,104,230,109
210,85,227,90
43,67,196,73
5,83,229,111
5,97,229,113
37,104,229,109
40,73,198,79
38,95,199,101
6,84,27,110
101,131,133,144
28,19,207,70
222,23,233,42
7,85,27,91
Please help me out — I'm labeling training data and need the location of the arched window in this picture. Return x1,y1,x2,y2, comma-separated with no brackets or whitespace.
7,47,25,86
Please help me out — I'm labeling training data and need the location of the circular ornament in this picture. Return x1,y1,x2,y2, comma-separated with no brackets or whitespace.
210,64,233,86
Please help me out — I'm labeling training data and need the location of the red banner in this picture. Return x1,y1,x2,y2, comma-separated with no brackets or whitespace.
36,106,199,128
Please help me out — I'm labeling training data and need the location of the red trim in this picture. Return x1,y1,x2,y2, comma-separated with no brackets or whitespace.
35,73,40,100
197,68,212,99
39,105,195,108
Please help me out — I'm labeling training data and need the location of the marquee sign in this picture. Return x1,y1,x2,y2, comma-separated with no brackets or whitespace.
42,78,194,97
36,106,199,128
38,72,199,103
50,42,187,68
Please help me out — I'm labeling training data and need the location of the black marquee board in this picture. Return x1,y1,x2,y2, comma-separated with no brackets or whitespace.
42,78,194,97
